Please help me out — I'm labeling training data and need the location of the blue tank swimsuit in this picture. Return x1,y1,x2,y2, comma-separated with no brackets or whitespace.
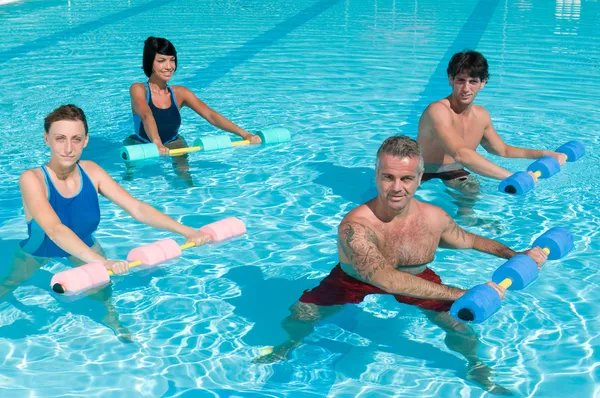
132,82,181,144
20,164,101,258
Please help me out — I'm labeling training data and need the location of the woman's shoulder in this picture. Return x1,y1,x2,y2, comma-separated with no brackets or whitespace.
20,167,42,180
78,160,103,174
130,82,148,95
19,168,44,191
170,85,192,96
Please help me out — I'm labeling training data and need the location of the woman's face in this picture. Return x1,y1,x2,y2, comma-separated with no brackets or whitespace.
45,120,88,167
152,53,176,81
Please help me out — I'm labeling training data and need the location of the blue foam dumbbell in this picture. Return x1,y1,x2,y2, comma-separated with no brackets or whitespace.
499,157,560,194
120,128,292,161
499,141,585,195
450,227,574,323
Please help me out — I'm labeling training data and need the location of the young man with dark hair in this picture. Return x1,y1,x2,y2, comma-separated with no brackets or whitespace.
417,50,566,194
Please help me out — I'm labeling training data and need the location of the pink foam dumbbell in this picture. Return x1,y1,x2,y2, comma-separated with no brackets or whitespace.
50,217,247,295
50,262,111,295
199,217,247,241
126,238,183,268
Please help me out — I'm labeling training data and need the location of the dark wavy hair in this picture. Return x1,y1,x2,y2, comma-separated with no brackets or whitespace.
447,50,489,82
44,104,88,135
142,37,177,77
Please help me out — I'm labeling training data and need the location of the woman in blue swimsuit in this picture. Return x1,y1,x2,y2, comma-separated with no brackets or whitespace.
124,36,261,155
2,104,211,341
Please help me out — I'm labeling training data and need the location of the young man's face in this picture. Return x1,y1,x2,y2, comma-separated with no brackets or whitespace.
449,72,486,105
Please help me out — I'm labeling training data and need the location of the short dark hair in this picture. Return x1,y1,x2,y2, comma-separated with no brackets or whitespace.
142,36,177,78
447,50,489,82
376,136,423,171
44,105,89,135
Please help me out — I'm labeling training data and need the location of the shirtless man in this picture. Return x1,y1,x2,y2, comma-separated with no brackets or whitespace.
417,50,567,194
257,136,547,394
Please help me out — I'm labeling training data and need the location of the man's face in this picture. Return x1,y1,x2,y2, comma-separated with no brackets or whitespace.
376,154,423,211
449,72,486,106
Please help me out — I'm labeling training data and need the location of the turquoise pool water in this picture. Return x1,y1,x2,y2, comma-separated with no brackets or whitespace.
0,0,599,396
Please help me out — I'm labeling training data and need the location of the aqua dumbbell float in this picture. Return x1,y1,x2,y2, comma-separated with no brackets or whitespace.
499,141,585,194
120,128,292,161
450,227,574,323
50,217,246,295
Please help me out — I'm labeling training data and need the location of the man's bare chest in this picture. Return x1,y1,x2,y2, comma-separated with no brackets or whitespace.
376,221,439,267
451,115,485,147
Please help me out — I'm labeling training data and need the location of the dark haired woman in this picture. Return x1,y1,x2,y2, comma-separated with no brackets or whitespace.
124,36,261,156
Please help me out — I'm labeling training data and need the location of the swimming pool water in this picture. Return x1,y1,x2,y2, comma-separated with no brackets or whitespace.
0,0,599,396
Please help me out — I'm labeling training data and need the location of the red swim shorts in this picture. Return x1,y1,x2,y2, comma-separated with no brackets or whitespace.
299,263,453,312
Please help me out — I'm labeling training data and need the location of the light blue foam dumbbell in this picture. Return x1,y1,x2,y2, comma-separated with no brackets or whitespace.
120,128,292,162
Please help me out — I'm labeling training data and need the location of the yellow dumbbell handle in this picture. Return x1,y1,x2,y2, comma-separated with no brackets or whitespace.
533,170,541,179
106,237,210,275
168,146,203,156
231,140,251,147
167,139,252,156
497,247,551,290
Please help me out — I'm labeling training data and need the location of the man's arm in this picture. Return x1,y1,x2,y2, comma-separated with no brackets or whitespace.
481,114,567,164
439,212,515,259
424,103,513,180
339,221,464,300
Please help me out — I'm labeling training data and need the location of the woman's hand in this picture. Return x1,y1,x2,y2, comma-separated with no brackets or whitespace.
155,144,170,156
102,259,130,275
184,230,212,246
243,133,262,144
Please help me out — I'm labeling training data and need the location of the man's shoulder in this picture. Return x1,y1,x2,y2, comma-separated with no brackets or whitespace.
414,199,448,221
472,104,491,118
423,100,453,121
427,98,451,111
340,204,375,228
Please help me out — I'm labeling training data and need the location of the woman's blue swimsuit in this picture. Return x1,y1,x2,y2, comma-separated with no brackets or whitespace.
132,82,181,144
20,164,100,258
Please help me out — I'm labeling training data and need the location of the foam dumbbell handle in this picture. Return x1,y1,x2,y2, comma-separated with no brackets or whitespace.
168,146,204,156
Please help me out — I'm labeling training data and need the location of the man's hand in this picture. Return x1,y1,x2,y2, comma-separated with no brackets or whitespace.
549,152,568,166
486,281,506,299
518,246,548,269
527,170,539,183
